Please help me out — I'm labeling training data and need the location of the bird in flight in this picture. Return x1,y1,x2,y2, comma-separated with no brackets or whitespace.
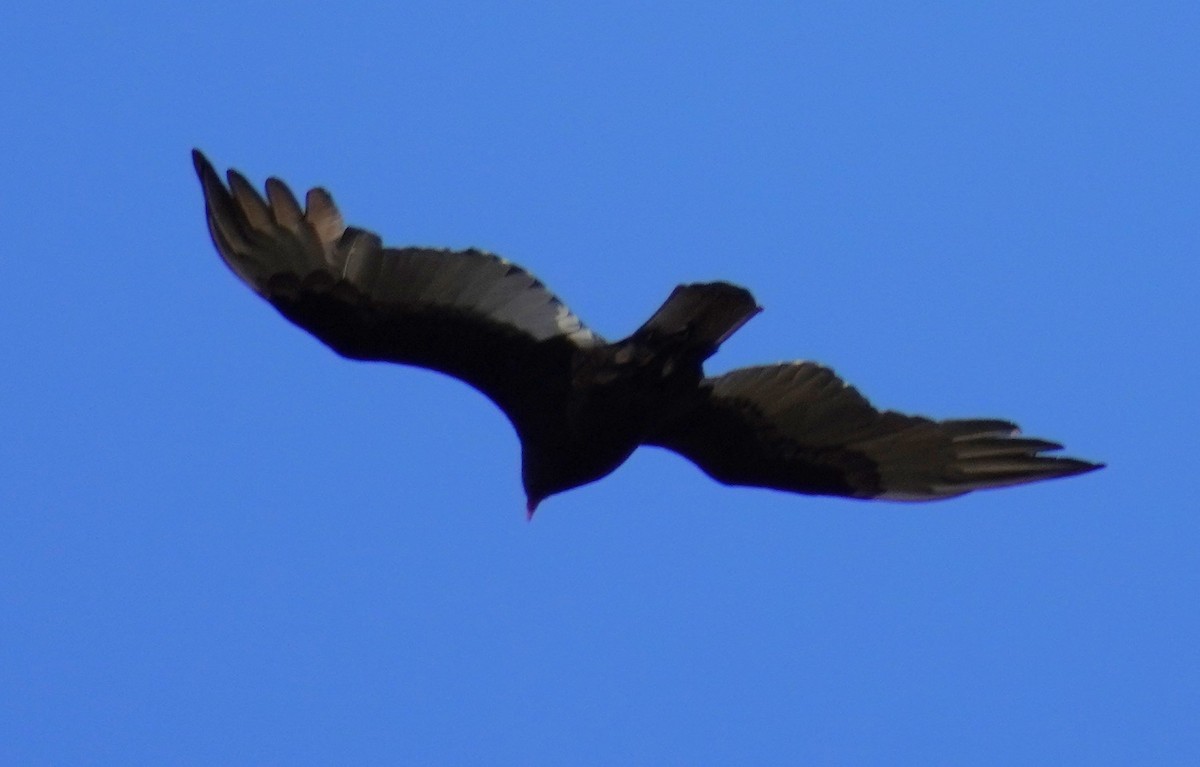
193,150,1101,516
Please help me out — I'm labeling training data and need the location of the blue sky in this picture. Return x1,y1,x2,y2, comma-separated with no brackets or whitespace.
2,2,1196,763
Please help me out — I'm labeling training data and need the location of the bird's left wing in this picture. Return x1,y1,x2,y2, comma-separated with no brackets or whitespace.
193,150,602,438
646,361,1102,501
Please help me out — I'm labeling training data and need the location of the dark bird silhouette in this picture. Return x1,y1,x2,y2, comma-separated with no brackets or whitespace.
193,150,1102,515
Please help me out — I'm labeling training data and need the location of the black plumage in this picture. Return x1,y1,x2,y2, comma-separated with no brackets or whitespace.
193,150,1102,514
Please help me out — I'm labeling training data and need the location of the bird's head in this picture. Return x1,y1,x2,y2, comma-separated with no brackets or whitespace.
525,495,542,521
521,439,635,520
521,461,563,521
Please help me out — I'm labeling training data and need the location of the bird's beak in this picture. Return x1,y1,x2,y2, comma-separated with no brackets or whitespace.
525,497,540,521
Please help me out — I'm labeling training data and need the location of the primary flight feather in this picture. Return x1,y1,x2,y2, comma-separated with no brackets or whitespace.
193,150,1101,514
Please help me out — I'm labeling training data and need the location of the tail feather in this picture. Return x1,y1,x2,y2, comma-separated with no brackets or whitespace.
636,282,761,359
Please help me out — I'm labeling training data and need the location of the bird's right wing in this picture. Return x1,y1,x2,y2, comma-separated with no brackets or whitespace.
646,362,1102,501
194,150,602,438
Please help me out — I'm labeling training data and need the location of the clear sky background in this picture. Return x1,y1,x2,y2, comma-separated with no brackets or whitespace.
2,2,1196,764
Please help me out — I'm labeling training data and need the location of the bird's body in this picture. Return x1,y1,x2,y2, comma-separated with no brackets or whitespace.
193,150,1101,512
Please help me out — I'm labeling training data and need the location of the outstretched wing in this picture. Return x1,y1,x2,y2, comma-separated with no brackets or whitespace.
647,362,1102,500
193,150,602,438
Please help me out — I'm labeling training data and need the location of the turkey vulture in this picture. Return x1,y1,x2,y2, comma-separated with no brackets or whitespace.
193,150,1102,515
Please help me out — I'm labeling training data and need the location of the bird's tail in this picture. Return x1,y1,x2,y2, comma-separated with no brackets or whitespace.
635,282,761,360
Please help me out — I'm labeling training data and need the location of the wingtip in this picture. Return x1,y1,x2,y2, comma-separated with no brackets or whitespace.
191,148,212,176
1033,455,1106,482
191,150,226,196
